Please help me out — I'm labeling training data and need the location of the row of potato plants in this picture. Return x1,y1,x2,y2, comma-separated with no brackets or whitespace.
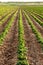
32,12,43,20
0,11,10,21
25,10,43,27
0,5,18,19
30,12,43,27
0,11,16,35
23,10,43,49
24,9,43,27
0,10,16,24
0,10,14,21
0,10,18,45
17,10,29,65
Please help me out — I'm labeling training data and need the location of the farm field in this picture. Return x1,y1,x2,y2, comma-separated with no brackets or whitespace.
0,5,43,65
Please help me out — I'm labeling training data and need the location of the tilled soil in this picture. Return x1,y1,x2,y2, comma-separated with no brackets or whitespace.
33,13,43,22
0,11,43,65
28,13,43,37
22,13,43,65
0,14,18,65
0,11,15,35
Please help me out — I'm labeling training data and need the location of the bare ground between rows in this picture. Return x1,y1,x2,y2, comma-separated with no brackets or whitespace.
28,13,43,37
0,11,15,35
33,13,43,22
22,13,43,65
0,14,18,65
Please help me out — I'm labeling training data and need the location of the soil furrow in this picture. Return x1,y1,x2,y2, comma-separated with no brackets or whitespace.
0,14,18,65
33,13,43,22
28,13,43,37
0,11,15,35
22,13,43,65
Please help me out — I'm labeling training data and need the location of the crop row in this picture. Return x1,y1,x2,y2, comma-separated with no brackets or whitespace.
30,13,43,27
23,10,43,49
0,10,18,45
0,6,17,24
25,10,43,27
0,10,17,35
0,12,10,21
0,5,18,19
17,10,29,65
31,12,43,20
0,10,15,21
0,10,17,24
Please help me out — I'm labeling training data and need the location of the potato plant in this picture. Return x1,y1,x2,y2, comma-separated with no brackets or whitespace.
0,10,18,45
23,10,43,48
17,10,29,65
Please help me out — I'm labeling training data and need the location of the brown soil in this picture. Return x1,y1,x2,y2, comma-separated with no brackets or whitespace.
33,13,43,22
0,10,43,65
28,13,43,37
22,13,43,65
0,14,18,65
0,11,15,35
